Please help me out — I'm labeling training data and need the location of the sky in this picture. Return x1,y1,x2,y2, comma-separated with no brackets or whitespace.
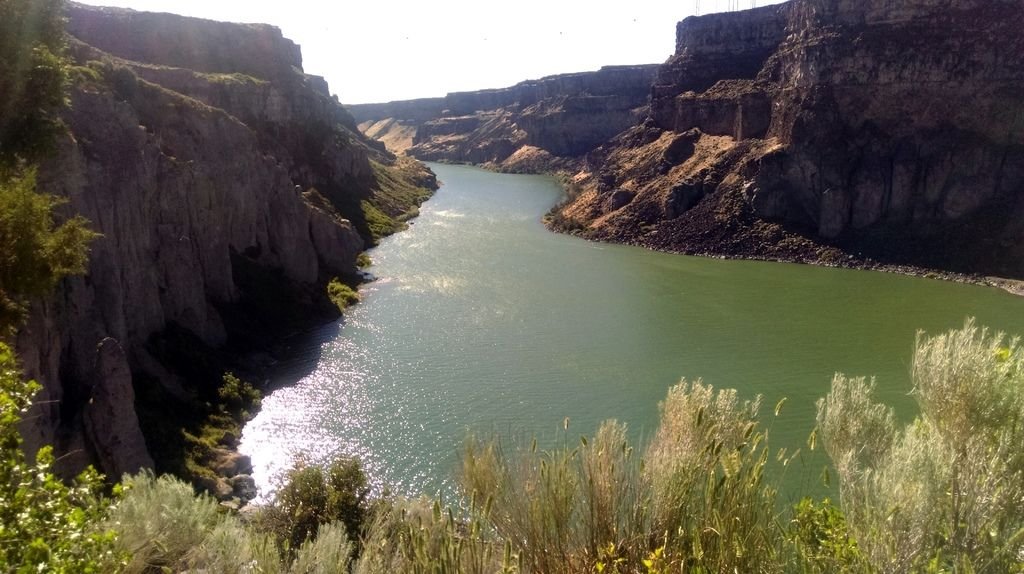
76,0,786,105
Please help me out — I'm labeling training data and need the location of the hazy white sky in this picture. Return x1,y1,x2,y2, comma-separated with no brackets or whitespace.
76,0,785,104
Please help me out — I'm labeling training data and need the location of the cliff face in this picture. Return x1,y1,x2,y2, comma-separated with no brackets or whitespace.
555,0,1024,278
348,65,660,171
15,4,435,479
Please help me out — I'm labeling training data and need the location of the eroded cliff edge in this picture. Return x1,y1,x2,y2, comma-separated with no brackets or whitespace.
15,4,436,481
554,0,1024,280
348,65,660,172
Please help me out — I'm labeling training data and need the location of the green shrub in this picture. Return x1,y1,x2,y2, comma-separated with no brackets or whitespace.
109,472,286,573
357,252,372,268
0,169,98,335
0,0,68,168
354,495,516,574
260,457,370,557
291,521,354,574
817,319,1024,572
789,497,869,572
0,343,123,572
327,278,360,311
219,371,261,420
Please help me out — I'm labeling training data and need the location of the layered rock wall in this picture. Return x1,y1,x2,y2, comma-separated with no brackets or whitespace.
348,65,660,170
15,3,433,478
554,0,1024,279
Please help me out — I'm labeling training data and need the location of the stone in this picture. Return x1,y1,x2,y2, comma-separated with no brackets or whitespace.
82,338,155,478
231,474,259,502
211,448,253,477
549,0,1024,278
348,65,660,166
605,189,636,213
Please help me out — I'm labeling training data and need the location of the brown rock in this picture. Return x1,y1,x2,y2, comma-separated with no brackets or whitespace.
552,0,1024,279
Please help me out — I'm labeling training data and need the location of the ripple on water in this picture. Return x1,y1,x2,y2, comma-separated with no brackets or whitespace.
240,163,1024,503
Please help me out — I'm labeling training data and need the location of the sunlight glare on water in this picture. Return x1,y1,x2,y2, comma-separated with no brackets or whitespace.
241,163,1024,502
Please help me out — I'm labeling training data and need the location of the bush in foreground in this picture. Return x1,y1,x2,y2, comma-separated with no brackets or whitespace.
259,457,370,557
0,344,122,572
818,319,1024,572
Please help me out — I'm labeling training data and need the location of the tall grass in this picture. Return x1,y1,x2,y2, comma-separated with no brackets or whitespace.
354,496,513,574
460,380,790,573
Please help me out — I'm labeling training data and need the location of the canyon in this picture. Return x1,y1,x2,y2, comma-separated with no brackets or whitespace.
348,65,659,172
15,3,435,486
356,0,1024,281
12,0,1024,497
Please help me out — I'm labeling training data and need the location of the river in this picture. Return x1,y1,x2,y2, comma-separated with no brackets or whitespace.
240,163,1024,501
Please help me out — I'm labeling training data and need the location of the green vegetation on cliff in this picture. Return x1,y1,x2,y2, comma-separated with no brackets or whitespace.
0,0,97,337
0,169,96,335
0,0,67,166
328,278,360,312
361,157,436,242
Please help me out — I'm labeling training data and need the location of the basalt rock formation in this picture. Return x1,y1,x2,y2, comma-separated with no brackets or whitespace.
553,0,1024,279
349,65,660,172
15,3,435,481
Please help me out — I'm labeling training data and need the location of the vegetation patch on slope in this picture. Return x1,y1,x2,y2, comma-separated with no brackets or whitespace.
362,155,436,242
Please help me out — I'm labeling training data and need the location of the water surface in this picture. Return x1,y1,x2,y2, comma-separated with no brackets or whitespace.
241,163,1024,500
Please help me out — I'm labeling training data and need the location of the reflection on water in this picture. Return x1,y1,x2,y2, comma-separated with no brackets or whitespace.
241,163,1024,502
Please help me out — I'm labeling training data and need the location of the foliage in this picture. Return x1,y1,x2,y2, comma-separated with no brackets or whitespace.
290,521,354,574
259,457,370,557
0,0,67,168
177,371,262,488
0,168,97,335
817,319,1024,573
0,343,123,572
357,252,372,268
462,380,789,573
108,471,283,573
328,277,360,311
789,497,869,572
361,158,434,243
219,371,262,420
354,496,515,574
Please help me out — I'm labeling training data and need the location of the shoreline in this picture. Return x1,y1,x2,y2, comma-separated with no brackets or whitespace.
546,219,1024,297
408,157,1024,297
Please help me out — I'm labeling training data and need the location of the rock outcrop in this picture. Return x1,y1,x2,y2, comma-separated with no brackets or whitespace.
15,3,435,479
553,0,1024,279
349,65,660,171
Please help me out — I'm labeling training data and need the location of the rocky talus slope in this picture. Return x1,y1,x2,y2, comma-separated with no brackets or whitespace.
349,65,659,172
15,4,435,482
553,0,1024,279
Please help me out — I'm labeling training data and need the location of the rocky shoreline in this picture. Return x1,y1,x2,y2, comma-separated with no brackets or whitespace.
545,205,1024,297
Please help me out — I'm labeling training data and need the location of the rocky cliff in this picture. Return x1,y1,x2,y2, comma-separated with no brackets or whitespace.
15,3,435,480
349,65,660,172
553,0,1024,279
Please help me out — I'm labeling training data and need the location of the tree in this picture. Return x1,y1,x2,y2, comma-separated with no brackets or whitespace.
0,0,96,337
0,0,68,168
0,343,122,571
0,168,95,335
261,457,370,557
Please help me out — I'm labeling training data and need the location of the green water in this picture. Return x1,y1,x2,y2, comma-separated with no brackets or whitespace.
240,163,1024,500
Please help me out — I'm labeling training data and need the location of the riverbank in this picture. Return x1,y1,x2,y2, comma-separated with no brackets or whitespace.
423,158,1023,297
546,209,1024,297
